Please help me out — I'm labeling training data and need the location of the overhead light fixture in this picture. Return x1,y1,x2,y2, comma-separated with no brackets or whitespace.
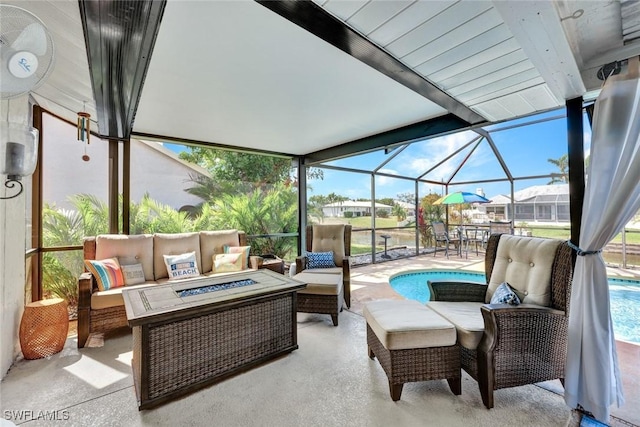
0,122,38,200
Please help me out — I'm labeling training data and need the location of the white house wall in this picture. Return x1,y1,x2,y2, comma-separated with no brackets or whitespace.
42,115,205,211
129,142,206,210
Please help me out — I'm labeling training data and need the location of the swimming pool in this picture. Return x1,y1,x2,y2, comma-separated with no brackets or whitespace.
389,269,640,344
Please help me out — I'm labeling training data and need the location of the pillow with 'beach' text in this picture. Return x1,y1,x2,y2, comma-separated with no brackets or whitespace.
163,252,200,281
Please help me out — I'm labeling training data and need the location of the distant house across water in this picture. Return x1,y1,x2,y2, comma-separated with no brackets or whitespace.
482,184,569,223
322,201,392,218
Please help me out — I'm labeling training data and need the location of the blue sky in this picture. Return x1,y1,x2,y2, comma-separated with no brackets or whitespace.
308,110,592,201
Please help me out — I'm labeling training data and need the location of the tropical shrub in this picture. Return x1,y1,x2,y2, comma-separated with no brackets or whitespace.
210,184,298,258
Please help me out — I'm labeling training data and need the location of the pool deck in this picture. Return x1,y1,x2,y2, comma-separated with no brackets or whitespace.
348,251,640,426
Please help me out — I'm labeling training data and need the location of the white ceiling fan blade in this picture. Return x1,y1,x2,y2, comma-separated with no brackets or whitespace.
11,22,47,56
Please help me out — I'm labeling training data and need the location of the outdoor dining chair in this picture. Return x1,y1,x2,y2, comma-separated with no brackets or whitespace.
463,226,486,256
432,221,460,258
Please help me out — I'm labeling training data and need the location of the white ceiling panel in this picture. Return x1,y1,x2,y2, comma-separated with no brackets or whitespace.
321,0,369,21
472,100,512,122
134,1,447,155
494,94,536,117
402,8,503,68
421,27,516,80
447,60,535,97
464,77,546,106
368,1,453,47
456,68,541,102
438,50,529,90
346,0,413,35
386,1,492,58
518,85,559,111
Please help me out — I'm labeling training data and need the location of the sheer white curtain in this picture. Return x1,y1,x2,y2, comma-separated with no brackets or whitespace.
565,57,640,422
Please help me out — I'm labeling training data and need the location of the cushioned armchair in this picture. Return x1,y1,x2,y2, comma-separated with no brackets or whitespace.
427,234,573,408
296,224,352,305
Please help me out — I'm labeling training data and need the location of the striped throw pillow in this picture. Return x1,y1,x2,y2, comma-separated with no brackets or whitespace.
84,258,125,291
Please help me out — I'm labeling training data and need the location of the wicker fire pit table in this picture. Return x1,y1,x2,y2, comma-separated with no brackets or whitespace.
122,269,306,410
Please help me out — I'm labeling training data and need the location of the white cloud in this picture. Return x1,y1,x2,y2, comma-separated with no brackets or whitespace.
376,168,399,185
405,131,479,179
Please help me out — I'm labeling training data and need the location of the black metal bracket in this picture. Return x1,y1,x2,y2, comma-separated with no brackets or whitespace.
0,178,24,200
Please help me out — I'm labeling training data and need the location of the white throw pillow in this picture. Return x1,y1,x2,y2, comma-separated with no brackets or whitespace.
121,263,146,286
163,252,200,281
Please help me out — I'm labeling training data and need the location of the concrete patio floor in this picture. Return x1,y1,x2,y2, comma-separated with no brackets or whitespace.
349,252,640,426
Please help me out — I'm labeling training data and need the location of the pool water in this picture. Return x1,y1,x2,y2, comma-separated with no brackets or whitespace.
389,270,640,344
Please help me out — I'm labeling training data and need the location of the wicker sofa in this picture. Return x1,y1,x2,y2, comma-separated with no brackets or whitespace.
77,230,257,348
427,233,573,409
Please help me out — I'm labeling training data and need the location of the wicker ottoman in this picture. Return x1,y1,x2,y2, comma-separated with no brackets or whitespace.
293,271,343,326
363,299,461,401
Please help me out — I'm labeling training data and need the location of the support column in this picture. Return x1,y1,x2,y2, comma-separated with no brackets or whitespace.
296,157,307,256
108,140,119,234
566,97,585,247
122,139,130,235
371,174,376,263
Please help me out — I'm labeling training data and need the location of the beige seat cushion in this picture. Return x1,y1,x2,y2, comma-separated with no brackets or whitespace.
487,235,561,306
153,232,201,280
293,271,342,295
200,230,240,274
364,299,456,350
427,301,485,350
91,282,157,310
303,267,343,275
95,234,154,281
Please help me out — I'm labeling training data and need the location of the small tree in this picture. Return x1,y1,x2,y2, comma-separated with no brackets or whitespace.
396,192,415,204
547,154,569,184
392,204,407,221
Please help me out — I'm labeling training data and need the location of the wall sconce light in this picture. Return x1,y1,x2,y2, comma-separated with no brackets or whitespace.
0,122,38,200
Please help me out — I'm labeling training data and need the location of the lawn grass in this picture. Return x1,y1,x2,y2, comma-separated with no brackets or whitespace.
351,244,382,255
345,216,400,229
529,226,640,244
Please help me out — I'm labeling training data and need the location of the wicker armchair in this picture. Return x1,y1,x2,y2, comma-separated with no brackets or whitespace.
427,234,573,408
295,224,352,311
